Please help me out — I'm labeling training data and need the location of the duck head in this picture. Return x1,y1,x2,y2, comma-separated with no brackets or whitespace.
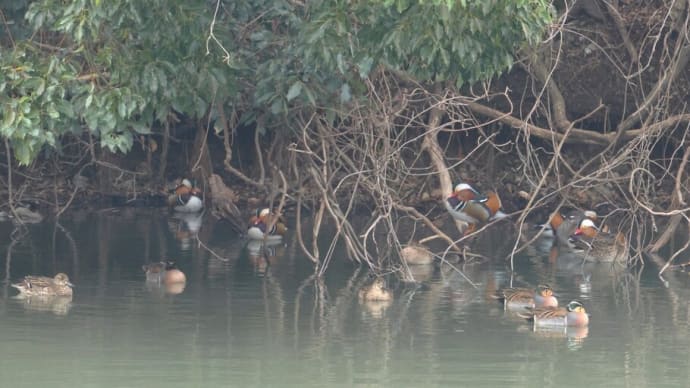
567,300,586,314
449,183,481,201
54,273,75,288
574,218,598,238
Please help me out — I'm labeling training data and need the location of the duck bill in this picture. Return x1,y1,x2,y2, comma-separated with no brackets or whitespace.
67,281,75,288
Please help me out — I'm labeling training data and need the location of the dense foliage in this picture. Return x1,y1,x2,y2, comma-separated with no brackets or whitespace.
0,0,551,164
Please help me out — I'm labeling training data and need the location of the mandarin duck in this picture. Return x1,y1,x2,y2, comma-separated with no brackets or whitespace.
247,208,287,241
519,300,590,328
168,179,204,213
12,273,74,297
537,210,598,248
445,183,507,232
496,284,559,311
358,278,393,302
568,218,629,263
143,260,187,284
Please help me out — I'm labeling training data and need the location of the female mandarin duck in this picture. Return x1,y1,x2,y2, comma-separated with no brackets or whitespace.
569,218,628,263
358,278,393,302
496,284,559,311
520,300,590,327
12,273,74,297
445,183,507,232
247,208,287,241
168,179,203,213
538,210,598,248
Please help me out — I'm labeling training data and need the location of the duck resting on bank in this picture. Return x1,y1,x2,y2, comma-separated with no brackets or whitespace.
536,209,598,249
445,182,508,234
568,218,629,263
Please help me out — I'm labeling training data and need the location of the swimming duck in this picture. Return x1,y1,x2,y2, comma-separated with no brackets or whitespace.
445,182,507,233
12,273,74,297
142,260,187,284
496,284,559,311
163,262,187,284
569,218,629,263
519,300,590,327
168,179,203,213
359,278,393,301
247,208,287,241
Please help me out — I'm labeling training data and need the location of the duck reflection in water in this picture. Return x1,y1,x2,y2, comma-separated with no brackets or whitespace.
169,212,203,251
246,239,285,276
142,260,187,295
525,325,590,350
14,295,73,316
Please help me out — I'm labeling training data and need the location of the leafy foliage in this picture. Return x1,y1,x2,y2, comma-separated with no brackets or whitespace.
1,0,227,164
0,0,551,164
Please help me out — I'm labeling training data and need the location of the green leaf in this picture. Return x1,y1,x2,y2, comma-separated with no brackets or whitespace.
286,81,303,101
358,56,374,79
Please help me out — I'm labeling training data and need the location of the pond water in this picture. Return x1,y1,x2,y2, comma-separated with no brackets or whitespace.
0,209,689,387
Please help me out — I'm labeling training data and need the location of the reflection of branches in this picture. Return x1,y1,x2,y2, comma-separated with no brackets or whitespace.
2,226,28,299
53,221,80,278
293,273,329,343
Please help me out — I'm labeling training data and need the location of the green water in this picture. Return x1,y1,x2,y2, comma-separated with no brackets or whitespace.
0,209,689,387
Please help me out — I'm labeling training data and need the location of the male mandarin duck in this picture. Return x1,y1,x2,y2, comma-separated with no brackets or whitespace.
12,273,74,297
496,284,559,311
168,179,203,213
358,277,393,302
568,218,629,263
537,209,598,248
143,260,187,284
519,300,590,328
445,182,507,232
247,208,287,241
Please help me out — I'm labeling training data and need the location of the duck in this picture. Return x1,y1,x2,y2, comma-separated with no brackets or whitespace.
400,243,434,265
12,273,74,297
536,210,598,248
496,284,559,311
519,300,590,327
143,260,187,284
142,261,169,282
568,218,629,263
12,205,44,224
358,278,393,302
163,262,187,284
168,179,203,213
444,182,507,233
247,208,287,241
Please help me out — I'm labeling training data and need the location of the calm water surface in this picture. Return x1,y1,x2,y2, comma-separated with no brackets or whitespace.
0,209,689,387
